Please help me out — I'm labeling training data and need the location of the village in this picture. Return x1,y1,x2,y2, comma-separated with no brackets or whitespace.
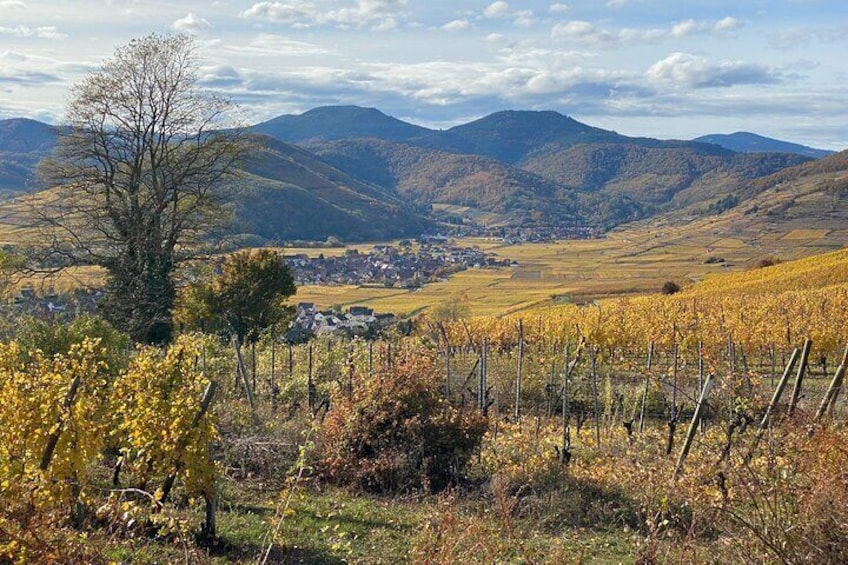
283,239,514,287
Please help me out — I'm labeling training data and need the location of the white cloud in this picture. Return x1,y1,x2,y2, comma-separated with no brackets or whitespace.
0,25,67,40
239,0,408,29
173,12,211,33
514,10,534,28
226,34,332,57
715,17,741,33
0,51,27,62
554,18,743,46
671,19,709,38
549,3,568,14
770,25,848,49
647,52,781,88
483,1,510,18
443,19,471,32
551,20,615,44
0,0,25,8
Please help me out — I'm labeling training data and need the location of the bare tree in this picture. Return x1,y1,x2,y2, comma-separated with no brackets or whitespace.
33,34,245,343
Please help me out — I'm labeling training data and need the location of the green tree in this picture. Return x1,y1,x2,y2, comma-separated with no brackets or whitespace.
177,249,296,343
34,34,244,343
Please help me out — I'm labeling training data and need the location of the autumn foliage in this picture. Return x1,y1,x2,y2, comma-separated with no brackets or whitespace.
319,350,487,493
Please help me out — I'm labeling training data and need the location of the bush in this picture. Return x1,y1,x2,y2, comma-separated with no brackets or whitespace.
752,256,779,269
661,281,681,295
319,350,487,493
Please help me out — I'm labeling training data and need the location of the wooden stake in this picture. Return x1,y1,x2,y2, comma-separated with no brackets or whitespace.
39,375,81,471
747,348,800,461
815,344,848,422
638,342,653,433
674,374,715,479
788,338,813,416
591,348,601,447
232,337,258,424
514,319,524,421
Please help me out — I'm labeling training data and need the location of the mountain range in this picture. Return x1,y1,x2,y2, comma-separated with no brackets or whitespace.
0,106,841,243
693,132,833,159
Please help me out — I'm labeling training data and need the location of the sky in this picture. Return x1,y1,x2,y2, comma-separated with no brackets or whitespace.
1,0,847,149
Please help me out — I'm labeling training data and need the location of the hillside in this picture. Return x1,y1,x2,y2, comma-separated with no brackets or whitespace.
694,131,834,159
0,107,830,242
619,148,848,263
308,110,809,228
231,135,428,242
309,138,581,226
250,105,433,143
0,118,57,195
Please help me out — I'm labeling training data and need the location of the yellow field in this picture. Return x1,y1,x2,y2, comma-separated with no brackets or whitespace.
283,221,848,317
4,186,847,318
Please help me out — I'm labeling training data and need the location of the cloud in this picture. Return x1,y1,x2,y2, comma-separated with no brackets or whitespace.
551,21,615,44
442,19,471,32
770,25,848,49
553,17,743,46
239,0,408,29
483,1,510,18
227,34,333,57
173,12,211,33
0,0,25,8
647,53,782,88
715,17,741,33
513,10,534,28
549,3,568,14
0,25,67,40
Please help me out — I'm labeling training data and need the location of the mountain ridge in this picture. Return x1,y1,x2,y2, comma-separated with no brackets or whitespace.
0,107,831,242
693,131,833,159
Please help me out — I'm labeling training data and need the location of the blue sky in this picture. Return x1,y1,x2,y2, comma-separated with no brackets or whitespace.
1,0,847,149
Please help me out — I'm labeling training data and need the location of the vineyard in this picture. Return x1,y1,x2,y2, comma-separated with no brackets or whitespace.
2,248,848,563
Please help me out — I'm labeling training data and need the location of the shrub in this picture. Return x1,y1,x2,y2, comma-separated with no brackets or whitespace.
319,350,487,493
661,281,681,295
752,256,779,269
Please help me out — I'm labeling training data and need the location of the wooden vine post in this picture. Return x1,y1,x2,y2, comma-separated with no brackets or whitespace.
665,340,679,456
514,319,524,421
561,337,586,464
590,347,601,448
674,374,715,479
815,344,848,421
787,338,812,416
307,343,315,414
638,342,654,433
158,381,219,512
747,348,800,461
232,336,259,425
439,323,451,397
39,375,82,472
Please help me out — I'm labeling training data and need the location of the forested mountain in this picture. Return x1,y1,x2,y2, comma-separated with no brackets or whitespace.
0,108,828,241
0,118,57,195
230,135,428,243
250,106,433,144
693,132,834,159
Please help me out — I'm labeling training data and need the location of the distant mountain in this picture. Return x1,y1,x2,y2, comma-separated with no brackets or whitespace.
231,135,428,242
310,138,579,225
307,109,809,227
693,132,834,159
427,110,624,164
250,106,434,144
0,107,822,242
0,118,57,195
0,118,56,153
640,148,848,254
